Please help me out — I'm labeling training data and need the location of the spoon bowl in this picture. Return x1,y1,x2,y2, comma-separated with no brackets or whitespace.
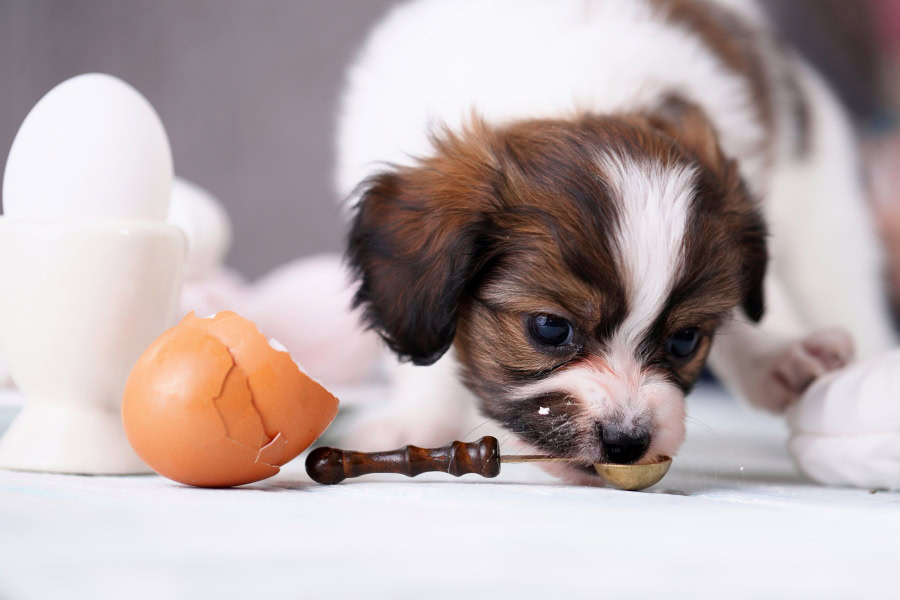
594,456,673,491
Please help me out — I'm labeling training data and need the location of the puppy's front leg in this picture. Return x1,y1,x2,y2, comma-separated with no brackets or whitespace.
343,349,477,451
708,276,854,413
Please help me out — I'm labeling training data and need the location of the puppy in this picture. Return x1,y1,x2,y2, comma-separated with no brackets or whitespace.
334,0,897,483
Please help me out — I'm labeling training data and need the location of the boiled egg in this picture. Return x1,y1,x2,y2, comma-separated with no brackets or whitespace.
2,73,172,220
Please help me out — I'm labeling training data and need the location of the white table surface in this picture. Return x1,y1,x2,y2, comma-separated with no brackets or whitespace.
1,385,898,600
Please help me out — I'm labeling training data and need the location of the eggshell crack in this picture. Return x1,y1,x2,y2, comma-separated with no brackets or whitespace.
211,360,270,451
208,358,291,468
180,312,337,464
256,432,288,468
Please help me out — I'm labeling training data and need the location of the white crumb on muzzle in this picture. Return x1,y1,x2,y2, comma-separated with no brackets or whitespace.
538,406,550,415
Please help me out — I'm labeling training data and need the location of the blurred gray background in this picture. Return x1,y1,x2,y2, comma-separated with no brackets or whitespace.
0,0,395,278
0,0,885,279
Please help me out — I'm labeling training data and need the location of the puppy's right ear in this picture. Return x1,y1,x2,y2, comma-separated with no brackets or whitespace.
644,94,727,175
646,95,769,322
346,160,496,366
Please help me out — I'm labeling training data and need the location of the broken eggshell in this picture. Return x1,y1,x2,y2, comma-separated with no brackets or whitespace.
122,311,339,487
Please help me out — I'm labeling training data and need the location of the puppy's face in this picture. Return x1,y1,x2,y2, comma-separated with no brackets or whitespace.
348,102,766,482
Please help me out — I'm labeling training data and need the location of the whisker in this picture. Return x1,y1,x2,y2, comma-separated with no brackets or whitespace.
461,417,497,442
506,415,578,457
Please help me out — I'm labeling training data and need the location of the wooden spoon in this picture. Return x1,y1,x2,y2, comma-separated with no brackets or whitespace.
305,436,672,491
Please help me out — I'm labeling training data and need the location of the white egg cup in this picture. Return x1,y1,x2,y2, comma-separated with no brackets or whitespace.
0,218,185,474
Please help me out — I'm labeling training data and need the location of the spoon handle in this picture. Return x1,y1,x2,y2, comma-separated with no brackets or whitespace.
305,436,501,484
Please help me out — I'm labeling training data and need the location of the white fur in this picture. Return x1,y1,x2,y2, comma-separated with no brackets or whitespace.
336,0,898,476
336,0,766,202
709,57,897,412
601,153,697,345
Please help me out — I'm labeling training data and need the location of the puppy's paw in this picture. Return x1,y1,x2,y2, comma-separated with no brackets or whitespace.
756,328,854,413
798,327,855,370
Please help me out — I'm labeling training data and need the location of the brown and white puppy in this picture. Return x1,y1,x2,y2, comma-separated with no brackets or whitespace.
335,0,895,482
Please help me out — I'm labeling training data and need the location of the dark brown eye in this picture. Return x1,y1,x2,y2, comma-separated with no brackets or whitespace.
666,328,700,358
528,314,573,347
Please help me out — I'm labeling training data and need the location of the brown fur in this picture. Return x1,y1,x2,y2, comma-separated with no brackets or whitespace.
348,106,766,409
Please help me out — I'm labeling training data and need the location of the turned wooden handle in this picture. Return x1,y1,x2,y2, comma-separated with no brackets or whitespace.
305,436,501,484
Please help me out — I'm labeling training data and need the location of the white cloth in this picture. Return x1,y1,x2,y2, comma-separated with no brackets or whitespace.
788,350,900,489
1,385,899,599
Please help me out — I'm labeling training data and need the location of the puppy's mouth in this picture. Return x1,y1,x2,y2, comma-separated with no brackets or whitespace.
527,454,607,486
572,462,600,476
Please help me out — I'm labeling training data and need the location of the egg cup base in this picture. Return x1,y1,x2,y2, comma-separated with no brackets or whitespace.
0,401,151,474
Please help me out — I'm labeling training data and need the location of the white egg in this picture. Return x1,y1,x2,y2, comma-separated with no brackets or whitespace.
2,73,173,220
167,177,233,280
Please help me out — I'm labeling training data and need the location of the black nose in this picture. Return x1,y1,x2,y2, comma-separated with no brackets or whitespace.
601,428,651,464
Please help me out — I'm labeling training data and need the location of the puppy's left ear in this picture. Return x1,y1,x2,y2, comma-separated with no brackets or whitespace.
646,95,768,322
346,155,497,365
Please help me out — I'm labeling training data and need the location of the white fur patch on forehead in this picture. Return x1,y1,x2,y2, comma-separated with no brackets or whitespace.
599,152,697,345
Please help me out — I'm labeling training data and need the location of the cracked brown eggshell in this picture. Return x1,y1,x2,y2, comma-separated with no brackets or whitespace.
122,311,339,487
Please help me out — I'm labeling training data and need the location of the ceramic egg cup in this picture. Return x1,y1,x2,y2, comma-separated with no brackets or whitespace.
0,218,185,474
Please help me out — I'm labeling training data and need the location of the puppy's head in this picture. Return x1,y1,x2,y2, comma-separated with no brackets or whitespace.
347,100,766,480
